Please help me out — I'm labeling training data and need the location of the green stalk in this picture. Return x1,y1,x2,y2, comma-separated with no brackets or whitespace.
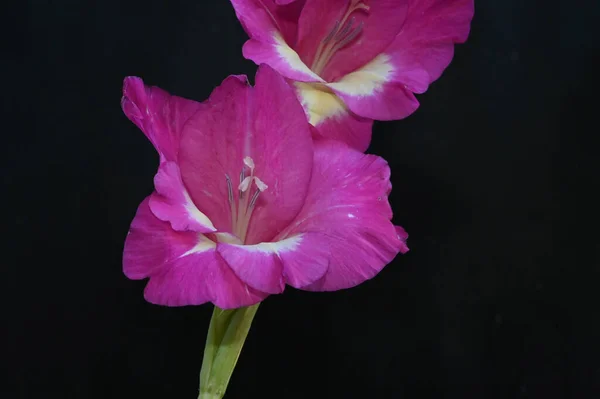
198,303,260,399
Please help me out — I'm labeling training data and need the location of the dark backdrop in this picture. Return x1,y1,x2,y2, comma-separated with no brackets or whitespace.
5,1,600,398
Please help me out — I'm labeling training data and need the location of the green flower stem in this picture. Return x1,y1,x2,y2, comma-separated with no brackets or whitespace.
198,303,260,399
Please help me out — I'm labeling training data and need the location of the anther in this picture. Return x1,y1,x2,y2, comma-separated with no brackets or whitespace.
226,157,269,243
225,174,234,204
322,20,341,44
239,176,253,192
254,177,268,192
239,170,245,198
335,22,363,50
334,17,355,41
311,3,369,75
248,189,261,209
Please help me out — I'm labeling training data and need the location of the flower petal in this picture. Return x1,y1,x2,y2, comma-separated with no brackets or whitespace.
232,0,321,82
295,82,373,151
242,37,323,83
388,0,474,83
295,0,409,81
276,140,408,291
148,162,216,233
218,234,329,292
143,235,217,306
326,53,424,120
243,66,314,243
327,0,474,120
210,261,268,309
123,197,198,280
395,226,410,254
144,236,267,308
123,198,267,308
178,75,249,235
217,242,285,294
231,0,305,45
179,66,314,243
293,0,347,69
121,76,202,162
277,233,330,288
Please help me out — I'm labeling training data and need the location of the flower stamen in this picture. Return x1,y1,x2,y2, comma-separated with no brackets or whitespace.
226,156,268,243
248,189,261,210
322,20,340,44
226,174,238,227
311,1,370,75
239,170,245,198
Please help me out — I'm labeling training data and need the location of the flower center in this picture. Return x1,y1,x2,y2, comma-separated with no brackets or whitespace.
310,0,370,76
225,156,268,243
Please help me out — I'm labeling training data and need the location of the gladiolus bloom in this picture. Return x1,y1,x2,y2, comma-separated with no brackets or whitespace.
122,65,408,309
230,0,474,150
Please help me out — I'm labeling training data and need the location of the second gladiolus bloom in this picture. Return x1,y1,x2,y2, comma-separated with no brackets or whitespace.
231,0,474,150
122,65,408,309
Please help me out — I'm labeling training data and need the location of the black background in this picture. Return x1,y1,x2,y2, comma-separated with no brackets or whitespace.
5,1,600,398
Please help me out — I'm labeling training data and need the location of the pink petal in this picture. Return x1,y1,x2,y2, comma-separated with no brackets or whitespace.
144,243,267,309
218,242,285,294
295,0,409,82
231,0,305,45
210,259,269,309
124,198,267,308
278,233,330,288
309,112,373,152
242,38,322,83
325,53,425,120
388,0,474,83
121,77,202,162
331,0,473,120
395,226,410,254
243,66,314,243
295,82,373,151
177,75,249,234
293,0,347,70
276,140,408,291
321,0,410,81
232,0,321,83
230,0,277,41
218,234,329,292
143,241,216,307
123,197,197,280
179,66,314,243
148,162,216,233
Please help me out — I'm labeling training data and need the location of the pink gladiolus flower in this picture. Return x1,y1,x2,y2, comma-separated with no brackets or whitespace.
122,65,408,309
230,0,474,151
